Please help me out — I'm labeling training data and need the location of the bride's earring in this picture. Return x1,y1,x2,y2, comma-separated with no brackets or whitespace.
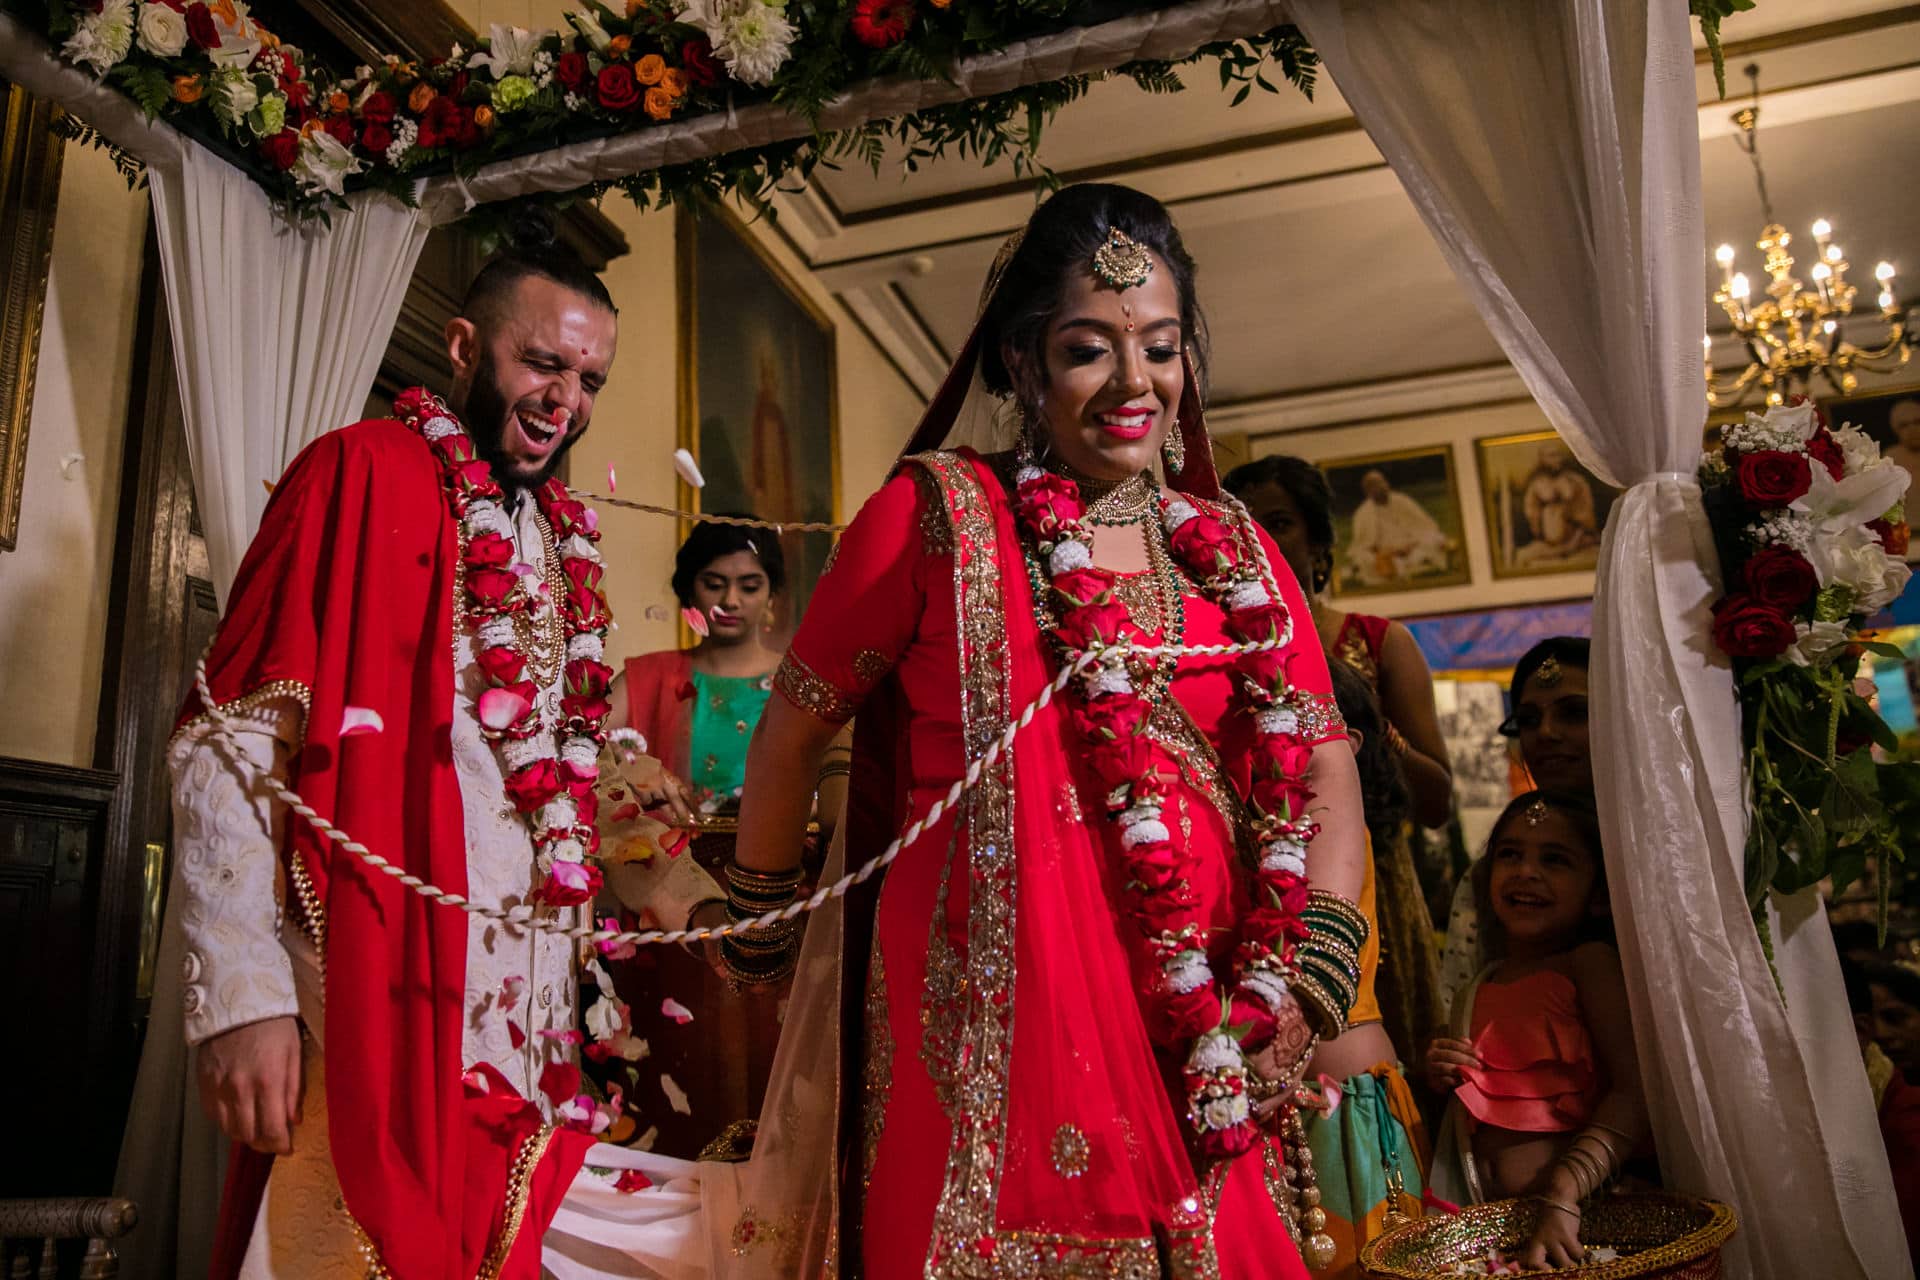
1162,422,1186,473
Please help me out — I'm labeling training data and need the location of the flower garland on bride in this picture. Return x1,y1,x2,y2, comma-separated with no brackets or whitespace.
1011,464,1321,1160
396,386,616,908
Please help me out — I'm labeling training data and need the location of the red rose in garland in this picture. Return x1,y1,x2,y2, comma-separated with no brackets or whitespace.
555,50,591,94
259,129,299,170
679,36,722,88
185,2,219,50
1740,546,1818,611
597,64,642,112
359,90,397,123
1733,449,1814,507
851,0,915,48
1806,428,1845,481
1710,593,1797,659
417,94,464,148
360,121,393,155
322,114,354,147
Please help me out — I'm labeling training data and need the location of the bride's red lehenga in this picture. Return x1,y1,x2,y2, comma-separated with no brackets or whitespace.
764,448,1343,1278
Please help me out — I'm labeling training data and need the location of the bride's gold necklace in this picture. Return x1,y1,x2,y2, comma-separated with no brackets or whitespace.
1071,467,1156,527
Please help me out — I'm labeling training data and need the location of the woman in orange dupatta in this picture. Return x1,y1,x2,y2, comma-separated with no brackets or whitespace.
707,184,1374,1278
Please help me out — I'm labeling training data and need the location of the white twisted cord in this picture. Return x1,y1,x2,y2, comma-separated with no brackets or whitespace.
191,635,1284,948
567,491,847,534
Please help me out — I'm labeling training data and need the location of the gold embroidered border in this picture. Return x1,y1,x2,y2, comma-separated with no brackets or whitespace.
908,452,1021,1276
773,651,859,724
928,1221,1220,1280
477,1124,557,1280
166,678,312,750
861,942,894,1191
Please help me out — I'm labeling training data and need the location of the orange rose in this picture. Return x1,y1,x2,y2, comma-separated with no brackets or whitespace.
625,0,649,15
609,34,633,58
408,81,436,114
634,53,666,85
643,86,675,121
659,67,688,98
326,89,350,113
171,75,204,104
472,104,495,130
258,27,281,49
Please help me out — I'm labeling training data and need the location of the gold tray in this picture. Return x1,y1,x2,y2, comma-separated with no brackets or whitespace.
1359,1194,1736,1279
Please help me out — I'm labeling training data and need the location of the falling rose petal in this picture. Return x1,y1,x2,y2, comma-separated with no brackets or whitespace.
340,706,385,737
615,1169,653,1193
633,1125,658,1153
498,975,526,1008
507,1020,526,1050
583,507,599,534
477,686,534,731
550,860,596,897
461,1068,492,1095
672,448,705,490
660,1073,692,1115
607,464,618,494
538,1028,586,1045
539,1061,583,1109
680,606,710,638
660,997,695,1025
1313,1073,1344,1116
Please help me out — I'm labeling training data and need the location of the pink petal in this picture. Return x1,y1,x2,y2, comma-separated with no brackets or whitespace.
461,1068,491,1095
498,975,525,1006
660,997,694,1025
680,606,709,638
673,448,705,489
538,1028,585,1045
550,860,594,893
662,829,690,860
477,685,534,731
507,1020,526,1049
1314,1073,1344,1116
511,560,540,579
607,464,618,494
341,706,385,737
583,507,599,534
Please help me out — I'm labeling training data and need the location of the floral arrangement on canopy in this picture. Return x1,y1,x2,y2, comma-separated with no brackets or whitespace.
20,0,1756,221
19,0,1319,218
1700,398,1920,944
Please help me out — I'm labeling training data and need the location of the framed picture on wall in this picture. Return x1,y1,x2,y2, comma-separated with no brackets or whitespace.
1317,444,1469,597
1821,384,1920,562
676,206,840,632
1475,430,1620,579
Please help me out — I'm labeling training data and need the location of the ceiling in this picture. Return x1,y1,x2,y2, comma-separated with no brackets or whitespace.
750,1,1920,428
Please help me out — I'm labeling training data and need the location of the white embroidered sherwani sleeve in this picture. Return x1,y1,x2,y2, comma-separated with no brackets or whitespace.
167,700,305,1047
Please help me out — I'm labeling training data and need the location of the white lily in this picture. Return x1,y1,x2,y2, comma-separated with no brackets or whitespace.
469,25,551,78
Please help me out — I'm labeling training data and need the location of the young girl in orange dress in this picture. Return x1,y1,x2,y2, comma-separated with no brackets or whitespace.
1425,790,1651,1270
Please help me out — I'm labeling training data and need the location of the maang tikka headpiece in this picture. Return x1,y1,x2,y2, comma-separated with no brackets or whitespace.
1533,656,1563,688
1092,227,1154,290
1524,798,1552,827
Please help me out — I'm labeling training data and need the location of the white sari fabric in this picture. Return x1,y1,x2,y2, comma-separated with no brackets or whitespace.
1285,3,1908,1277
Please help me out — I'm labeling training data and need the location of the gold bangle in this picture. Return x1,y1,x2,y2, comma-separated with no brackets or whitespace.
1533,1195,1582,1219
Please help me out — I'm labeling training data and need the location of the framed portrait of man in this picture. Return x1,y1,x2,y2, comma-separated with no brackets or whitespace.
1317,444,1469,597
676,206,840,632
1475,430,1620,578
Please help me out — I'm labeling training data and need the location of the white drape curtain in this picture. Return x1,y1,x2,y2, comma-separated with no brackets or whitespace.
1284,3,1908,1277
147,144,432,601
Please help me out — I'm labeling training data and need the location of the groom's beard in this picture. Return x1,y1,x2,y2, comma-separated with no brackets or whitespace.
458,350,589,491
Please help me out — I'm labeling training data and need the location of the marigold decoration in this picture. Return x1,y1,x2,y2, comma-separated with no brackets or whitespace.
394,386,615,909
1010,465,1322,1164
1699,398,1920,946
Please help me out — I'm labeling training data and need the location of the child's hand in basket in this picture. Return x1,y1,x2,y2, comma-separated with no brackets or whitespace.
1520,1200,1585,1271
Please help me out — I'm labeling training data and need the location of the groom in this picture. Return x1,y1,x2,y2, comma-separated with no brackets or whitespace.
170,215,722,1279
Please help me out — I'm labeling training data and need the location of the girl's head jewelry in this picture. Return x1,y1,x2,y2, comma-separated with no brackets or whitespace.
1524,798,1552,827
1534,655,1564,688
1092,227,1154,290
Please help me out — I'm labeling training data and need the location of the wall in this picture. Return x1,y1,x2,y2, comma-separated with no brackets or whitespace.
564,197,925,666
0,142,148,766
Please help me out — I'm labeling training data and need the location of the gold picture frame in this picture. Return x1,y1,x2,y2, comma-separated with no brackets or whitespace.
0,79,66,552
1316,443,1470,597
674,204,841,637
1475,430,1620,580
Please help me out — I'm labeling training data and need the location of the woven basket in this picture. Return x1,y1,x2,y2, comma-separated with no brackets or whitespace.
1358,1193,1736,1279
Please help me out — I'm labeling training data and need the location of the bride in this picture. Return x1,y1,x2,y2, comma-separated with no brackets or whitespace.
699,182,1373,1277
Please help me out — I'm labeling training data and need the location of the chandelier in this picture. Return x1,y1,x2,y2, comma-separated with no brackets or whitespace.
1706,66,1909,408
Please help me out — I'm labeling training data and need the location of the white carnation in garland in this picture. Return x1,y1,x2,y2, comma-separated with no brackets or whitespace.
1164,498,1200,531
421,415,462,442
1199,1090,1251,1133
1120,818,1170,850
137,1,189,57
714,3,796,88
567,632,605,663
1255,706,1300,736
1189,1030,1242,1074
476,615,519,651
560,735,600,771
1225,580,1270,611
1239,966,1291,1014
1087,666,1134,697
546,836,587,865
1260,846,1307,878
1162,948,1213,995
1117,800,1162,829
1016,464,1046,485
501,733,556,773
561,533,599,561
1049,538,1093,575
539,794,580,832
64,0,135,76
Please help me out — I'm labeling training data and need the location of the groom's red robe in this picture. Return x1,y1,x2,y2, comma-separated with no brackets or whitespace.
179,418,592,1279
